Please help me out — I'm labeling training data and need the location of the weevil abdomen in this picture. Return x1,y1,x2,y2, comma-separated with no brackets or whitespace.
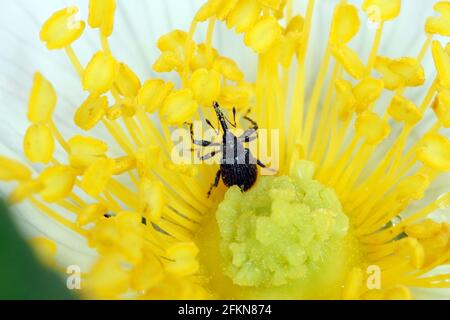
220,163,258,192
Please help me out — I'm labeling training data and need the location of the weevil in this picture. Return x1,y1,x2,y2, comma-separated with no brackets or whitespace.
188,102,268,197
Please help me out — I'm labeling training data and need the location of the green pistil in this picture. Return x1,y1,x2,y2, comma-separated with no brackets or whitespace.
216,161,349,288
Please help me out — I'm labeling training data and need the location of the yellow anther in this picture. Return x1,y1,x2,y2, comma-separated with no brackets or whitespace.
106,104,122,120
166,242,200,276
81,158,115,196
116,211,143,229
153,51,183,73
131,254,164,292
38,165,77,202
189,68,222,106
88,254,130,298
355,111,390,145
213,57,244,82
139,178,165,224
40,7,85,50
157,29,188,53
195,0,223,22
0,156,31,181
374,57,404,90
216,0,239,20
112,155,136,175
330,3,360,45
23,124,54,164
77,203,108,227
88,219,120,252
420,228,449,265
405,220,442,239
426,1,450,36
219,84,253,111
160,89,198,125
138,79,174,113
68,135,108,170
285,15,304,35
28,72,57,124
417,133,450,171
83,51,118,94
433,88,450,127
396,173,430,202
114,63,141,98
331,44,364,80
88,0,116,37
335,80,356,122
390,57,425,87
362,0,401,22
353,77,384,113
226,0,262,33
375,56,425,90
244,16,281,54
118,100,137,118
432,40,450,88
384,286,412,300
136,145,160,178
74,94,108,131
388,95,422,125
9,180,43,204
29,237,57,267
191,44,218,70
342,267,363,300
396,238,425,269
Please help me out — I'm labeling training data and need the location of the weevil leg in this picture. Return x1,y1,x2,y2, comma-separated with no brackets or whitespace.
257,159,277,173
186,122,215,147
198,149,222,161
207,169,222,198
243,115,258,128
257,159,267,168
240,115,259,142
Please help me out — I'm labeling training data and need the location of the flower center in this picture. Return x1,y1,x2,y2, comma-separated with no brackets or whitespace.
196,161,362,299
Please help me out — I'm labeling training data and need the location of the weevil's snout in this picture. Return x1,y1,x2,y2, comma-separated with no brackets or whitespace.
212,101,228,131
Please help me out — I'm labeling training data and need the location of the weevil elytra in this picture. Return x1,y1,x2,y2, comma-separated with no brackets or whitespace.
188,102,267,197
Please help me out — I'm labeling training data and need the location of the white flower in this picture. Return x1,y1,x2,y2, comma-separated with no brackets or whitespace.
0,0,449,299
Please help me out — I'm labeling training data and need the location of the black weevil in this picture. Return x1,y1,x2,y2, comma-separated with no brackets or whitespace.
188,102,267,197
